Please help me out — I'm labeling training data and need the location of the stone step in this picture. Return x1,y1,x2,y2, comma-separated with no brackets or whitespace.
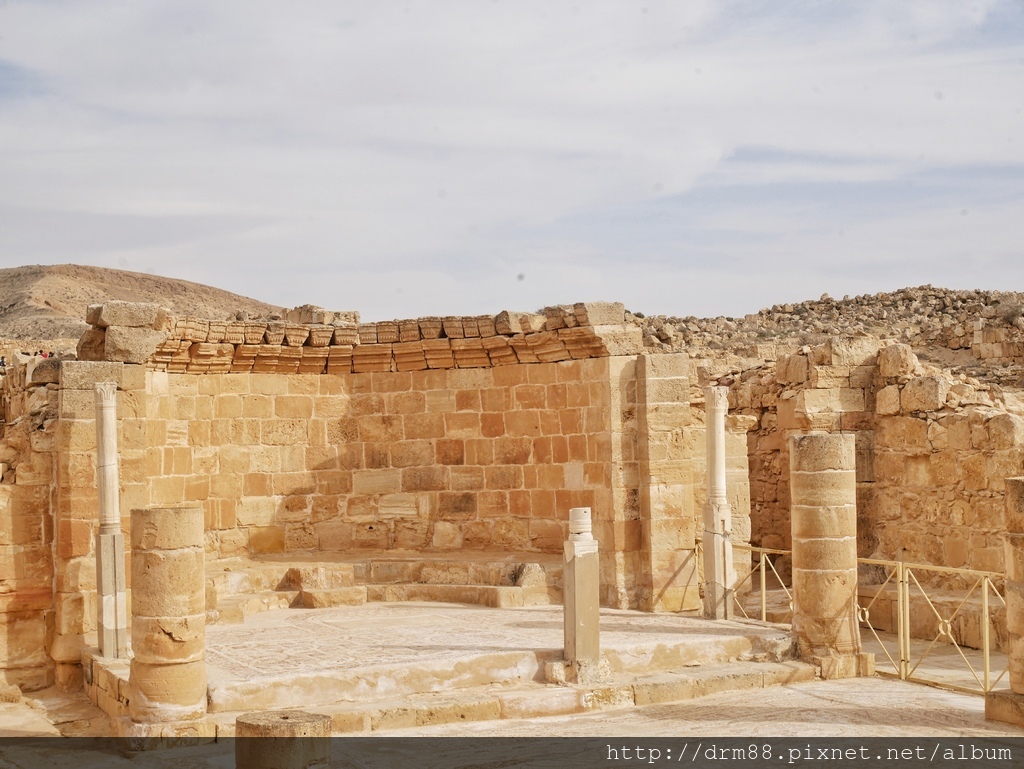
295,586,367,609
204,610,798,713
206,556,563,602
208,660,816,736
210,583,562,616
206,648,551,713
206,558,565,619
601,625,796,675
629,660,815,705
207,591,299,625
365,583,559,608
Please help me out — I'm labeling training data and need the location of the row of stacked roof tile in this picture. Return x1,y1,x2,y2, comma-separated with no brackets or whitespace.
77,301,644,374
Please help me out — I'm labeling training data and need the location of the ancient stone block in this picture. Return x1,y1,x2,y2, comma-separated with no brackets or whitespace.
59,361,124,390
263,323,286,345
573,302,625,326
352,344,393,373
76,328,106,361
592,325,643,356
876,385,901,415
826,337,879,367
94,301,164,329
376,321,400,343
901,376,949,413
878,343,920,379
104,327,168,365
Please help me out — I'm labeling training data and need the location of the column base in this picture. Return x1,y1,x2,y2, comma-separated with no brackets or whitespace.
810,653,875,680
113,716,216,750
985,690,1024,727
544,657,611,686
702,584,735,621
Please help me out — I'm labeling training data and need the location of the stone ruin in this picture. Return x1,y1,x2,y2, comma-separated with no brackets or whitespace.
2,292,1024,734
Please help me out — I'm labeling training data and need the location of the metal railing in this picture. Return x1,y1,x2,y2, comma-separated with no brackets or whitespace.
730,543,793,623
723,545,1009,695
857,558,1007,695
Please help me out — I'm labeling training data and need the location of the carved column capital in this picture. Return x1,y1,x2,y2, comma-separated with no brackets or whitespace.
704,385,730,411
94,380,118,406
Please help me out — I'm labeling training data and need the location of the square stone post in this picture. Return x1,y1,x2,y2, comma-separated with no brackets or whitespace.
95,382,128,659
987,477,1024,725
546,507,605,684
118,506,214,743
703,386,735,619
789,433,873,679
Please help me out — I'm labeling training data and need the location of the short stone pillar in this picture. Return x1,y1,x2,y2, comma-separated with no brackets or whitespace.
789,433,873,679
121,506,213,740
703,386,735,619
95,382,128,658
236,711,332,769
987,477,1024,725
545,508,604,684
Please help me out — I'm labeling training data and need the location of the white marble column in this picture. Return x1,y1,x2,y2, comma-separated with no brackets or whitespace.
703,386,735,619
95,381,128,658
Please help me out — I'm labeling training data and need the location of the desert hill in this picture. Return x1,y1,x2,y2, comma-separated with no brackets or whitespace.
1,265,1021,387
0,264,283,341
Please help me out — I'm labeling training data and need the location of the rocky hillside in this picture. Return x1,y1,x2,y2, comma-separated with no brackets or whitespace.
0,264,283,341
0,266,1020,387
631,286,1024,387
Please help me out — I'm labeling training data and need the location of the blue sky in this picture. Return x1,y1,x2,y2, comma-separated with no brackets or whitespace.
0,0,1022,320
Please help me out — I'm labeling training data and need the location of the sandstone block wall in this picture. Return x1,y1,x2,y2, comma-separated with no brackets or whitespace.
143,361,614,561
736,336,1024,579
0,300,754,690
0,357,57,691
76,301,644,375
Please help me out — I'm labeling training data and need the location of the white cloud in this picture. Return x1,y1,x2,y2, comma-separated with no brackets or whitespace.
0,0,1021,319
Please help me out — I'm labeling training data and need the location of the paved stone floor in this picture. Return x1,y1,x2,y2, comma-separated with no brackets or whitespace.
3,602,1024,768
205,602,792,681
1,679,1023,769
373,676,1024,737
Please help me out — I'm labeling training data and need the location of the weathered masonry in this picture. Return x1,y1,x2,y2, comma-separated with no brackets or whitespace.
0,301,753,691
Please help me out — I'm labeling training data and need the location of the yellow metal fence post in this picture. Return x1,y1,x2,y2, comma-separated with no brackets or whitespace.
983,576,991,692
897,561,909,680
760,551,767,622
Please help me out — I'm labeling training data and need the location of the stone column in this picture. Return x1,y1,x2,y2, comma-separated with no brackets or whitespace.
121,506,213,741
703,386,734,619
789,433,872,679
546,507,603,684
95,381,128,658
987,477,1024,725
236,711,332,769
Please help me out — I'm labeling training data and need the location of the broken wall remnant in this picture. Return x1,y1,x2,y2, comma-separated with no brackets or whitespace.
7,293,1021,694
1,300,752,689
735,338,1024,579
987,478,1024,725
789,433,872,679
122,505,213,740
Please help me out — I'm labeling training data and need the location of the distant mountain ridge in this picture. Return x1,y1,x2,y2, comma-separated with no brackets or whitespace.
0,264,283,340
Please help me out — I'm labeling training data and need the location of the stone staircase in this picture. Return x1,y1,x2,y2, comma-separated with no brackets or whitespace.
78,557,816,738
198,602,814,736
204,553,565,625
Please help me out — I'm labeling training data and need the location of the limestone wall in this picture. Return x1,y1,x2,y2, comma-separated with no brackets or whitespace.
0,298,757,692
735,337,1024,579
75,300,642,374
0,356,58,691
49,361,148,689
142,362,615,560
